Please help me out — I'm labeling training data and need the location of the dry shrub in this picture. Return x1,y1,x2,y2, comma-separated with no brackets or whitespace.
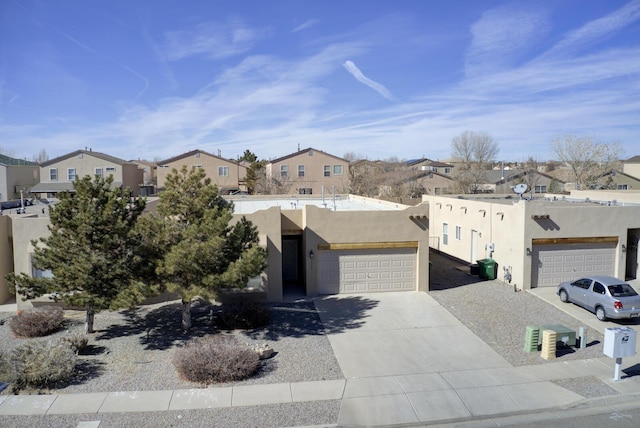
220,299,270,329
0,339,77,391
60,330,90,354
174,335,259,384
10,306,64,337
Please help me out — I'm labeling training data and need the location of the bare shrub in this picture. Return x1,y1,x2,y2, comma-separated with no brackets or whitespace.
220,299,270,329
10,306,64,337
1,339,77,391
60,330,90,354
174,335,260,384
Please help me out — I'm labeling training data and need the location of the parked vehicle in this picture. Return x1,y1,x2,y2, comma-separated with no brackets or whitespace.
557,275,640,321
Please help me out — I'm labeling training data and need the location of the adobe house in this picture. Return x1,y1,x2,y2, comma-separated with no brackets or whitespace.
7,195,430,309
425,190,640,290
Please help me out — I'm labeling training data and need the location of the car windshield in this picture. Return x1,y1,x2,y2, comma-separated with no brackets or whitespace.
608,284,638,298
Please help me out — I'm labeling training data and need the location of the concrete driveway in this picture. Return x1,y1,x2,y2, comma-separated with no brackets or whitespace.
314,291,587,426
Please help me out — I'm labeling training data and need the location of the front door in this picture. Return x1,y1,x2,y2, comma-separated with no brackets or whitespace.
282,236,304,295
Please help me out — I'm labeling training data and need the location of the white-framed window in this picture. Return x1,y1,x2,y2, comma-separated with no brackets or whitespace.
218,166,229,176
49,168,58,181
323,165,331,177
106,166,116,173
68,168,76,180
95,168,103,178
618,184,629,190
534,185,547,193
432,167,439,173
455,225,462,240
298,188,312,195
298,165,305,177
308,150,313,156
333,165,343,175
280,165,288,177
195,152,200,158
444,167,451,174
443,223,449,245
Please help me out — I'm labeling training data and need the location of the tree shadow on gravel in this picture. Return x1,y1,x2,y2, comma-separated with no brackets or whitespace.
229,297,378,342
67,360,106,387
95,299,218,351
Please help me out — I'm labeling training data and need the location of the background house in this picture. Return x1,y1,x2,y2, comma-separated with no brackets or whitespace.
0,154,39,202
623,156,640,180
30,150,144,198
265,148,350,195
156,149,246,194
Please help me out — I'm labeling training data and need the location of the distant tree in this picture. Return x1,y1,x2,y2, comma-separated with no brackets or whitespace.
238,150,258,163
32,149,49,163
343,152,367,162
349,161,381,197
6,176,149,333
522,157,542,194
155,166,267,330
552,135,623,190
450,131,499,194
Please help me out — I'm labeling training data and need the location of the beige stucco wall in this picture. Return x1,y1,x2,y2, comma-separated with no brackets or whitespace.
41,154,124,184
2,165,40,201
624,163,640,180
267,150,350,195
156,152,246,192
426,193,640,290
10,215,51,310
0,215,13,304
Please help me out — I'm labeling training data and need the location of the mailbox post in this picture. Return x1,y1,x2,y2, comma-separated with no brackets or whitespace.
603,327,637,381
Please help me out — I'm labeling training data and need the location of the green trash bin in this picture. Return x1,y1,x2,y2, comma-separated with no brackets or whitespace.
476,258,497,280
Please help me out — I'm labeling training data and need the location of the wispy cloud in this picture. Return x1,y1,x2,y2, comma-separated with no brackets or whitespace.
162,18,270,61
342,60,395,101
541,0,640,59
466,5,549,76
291,19,319,33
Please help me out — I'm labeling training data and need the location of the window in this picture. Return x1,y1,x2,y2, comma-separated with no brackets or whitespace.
324,165,331,177
106,166,116,173
298,165,305,177
95,168,103,178
443,223,449,245
573,278,592,290
593,282,606,295
192,164,202,169
618,184,629,190
298,188,312,195
534,185,547,193
218,166,229,176
444,167,451,174
280,165,288,177
49,168,58,181
68,168,76,180
455,225,461,240
195,152,200,158
333,165,343,175
308,150,313,156
432,167,439,173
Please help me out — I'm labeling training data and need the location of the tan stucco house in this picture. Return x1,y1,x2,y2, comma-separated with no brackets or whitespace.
5,195,431,308
156,149,246,194
30,150,144,198
623,155,640,180
265,148,350,195
426,190,640,290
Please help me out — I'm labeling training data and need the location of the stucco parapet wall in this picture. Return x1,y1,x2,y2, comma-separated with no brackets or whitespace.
564,190,640,206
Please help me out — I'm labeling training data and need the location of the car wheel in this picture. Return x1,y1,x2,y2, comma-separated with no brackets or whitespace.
559,289,569,303
596,306,607,321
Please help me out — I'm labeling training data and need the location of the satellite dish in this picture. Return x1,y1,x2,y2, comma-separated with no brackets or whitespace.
511,183,528,196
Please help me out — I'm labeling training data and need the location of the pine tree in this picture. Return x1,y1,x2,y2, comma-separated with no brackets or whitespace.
7,176,149,333
155,166,267,330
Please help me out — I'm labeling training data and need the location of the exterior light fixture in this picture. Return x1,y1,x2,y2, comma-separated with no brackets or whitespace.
526,248,532,256
622,244,627,253
309,250,315,259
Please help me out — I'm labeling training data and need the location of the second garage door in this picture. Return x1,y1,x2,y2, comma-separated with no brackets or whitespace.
532,242,616,288
317,247,417,294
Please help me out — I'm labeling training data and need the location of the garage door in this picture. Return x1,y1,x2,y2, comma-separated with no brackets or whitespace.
532,242,616,287
317,248,417,294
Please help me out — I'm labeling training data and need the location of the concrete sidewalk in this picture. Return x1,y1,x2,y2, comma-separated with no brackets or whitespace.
2,291,640,427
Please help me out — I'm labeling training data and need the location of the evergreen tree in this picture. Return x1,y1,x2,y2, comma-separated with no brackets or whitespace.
156,166,267,330
7,176,149,333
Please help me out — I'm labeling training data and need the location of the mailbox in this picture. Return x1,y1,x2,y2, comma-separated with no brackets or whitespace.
603,327,637,358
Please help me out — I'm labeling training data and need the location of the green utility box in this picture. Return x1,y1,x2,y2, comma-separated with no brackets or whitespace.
476,258,497,280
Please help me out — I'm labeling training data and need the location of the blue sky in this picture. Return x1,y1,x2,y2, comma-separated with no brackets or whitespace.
1,0,639,163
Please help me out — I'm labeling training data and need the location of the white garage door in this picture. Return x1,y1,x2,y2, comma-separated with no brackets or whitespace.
532,243,616,287
317,248,417,294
